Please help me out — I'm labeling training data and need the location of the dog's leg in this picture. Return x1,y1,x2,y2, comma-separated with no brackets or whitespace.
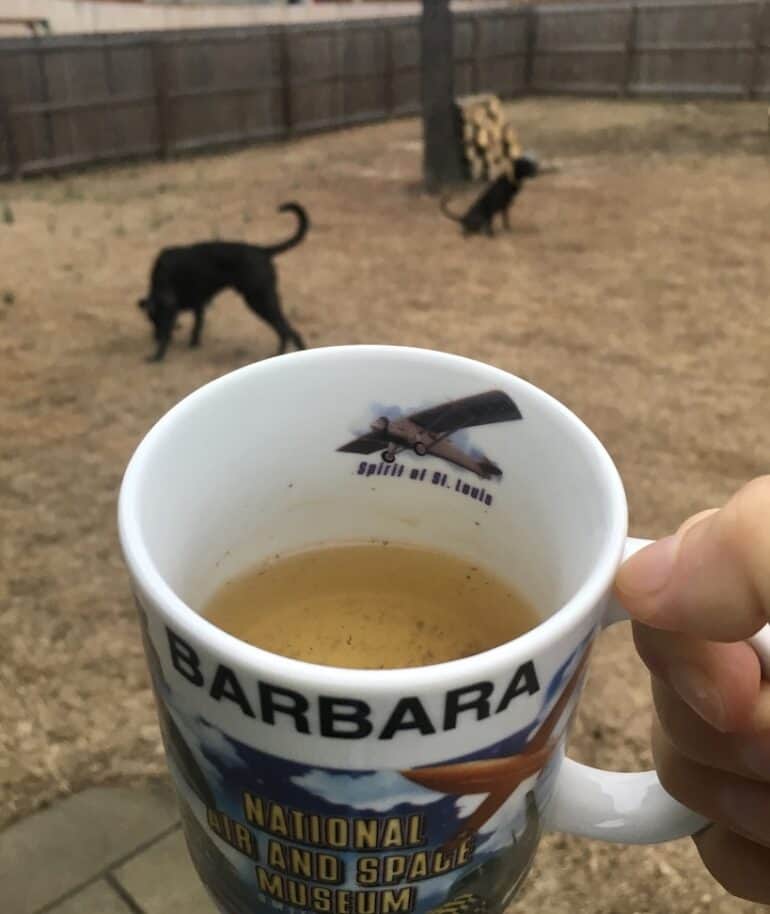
273,318,305,355
148,308,176,362
148,336,170,362
288,326,306,351
246,289,305,356
485,218,495,237
190,308,205,348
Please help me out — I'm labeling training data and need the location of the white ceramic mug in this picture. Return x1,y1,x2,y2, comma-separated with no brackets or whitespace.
118,346,770,914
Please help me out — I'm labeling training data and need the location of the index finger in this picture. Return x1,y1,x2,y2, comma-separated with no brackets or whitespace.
615,477,770,642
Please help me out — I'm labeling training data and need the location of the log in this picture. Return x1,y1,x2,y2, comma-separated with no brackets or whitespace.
480,118,502,141
469,156,485,181
464,148,485,181
470,105,488,127
455,93,497,127
453,92,524,184
504,139,522,160
457,92,497,110
502,123,518,146
487,96,503,122
486,138,503,157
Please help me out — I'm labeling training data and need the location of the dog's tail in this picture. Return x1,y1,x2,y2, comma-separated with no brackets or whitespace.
264,202,309,256
440,194,463,224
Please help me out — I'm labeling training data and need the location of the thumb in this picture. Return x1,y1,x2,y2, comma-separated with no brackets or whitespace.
615,477,770,642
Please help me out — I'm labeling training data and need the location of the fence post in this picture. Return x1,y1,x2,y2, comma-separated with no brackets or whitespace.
748,0,767,98
280,28,294,137
471,16,482,93
622,3,639,97
0,96,20,179
151,41,172,160
383,26,395,117
524,5,538,93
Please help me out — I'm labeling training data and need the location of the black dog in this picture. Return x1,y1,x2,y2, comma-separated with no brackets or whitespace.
441,156,539,236
138,202,308,362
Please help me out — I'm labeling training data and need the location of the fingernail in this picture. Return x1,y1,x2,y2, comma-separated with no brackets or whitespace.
619,534,680,598
720,781,770,844
669,665,728,732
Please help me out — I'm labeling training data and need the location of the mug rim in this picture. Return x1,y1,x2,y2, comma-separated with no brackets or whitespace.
118,345,628,693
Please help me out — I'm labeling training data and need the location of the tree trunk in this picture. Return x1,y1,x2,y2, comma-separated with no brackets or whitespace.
421,0,464,192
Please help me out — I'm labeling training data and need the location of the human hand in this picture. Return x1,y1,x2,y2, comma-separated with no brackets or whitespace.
615,478,770,904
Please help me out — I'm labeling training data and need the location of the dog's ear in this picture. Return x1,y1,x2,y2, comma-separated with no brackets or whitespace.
138,297,148,310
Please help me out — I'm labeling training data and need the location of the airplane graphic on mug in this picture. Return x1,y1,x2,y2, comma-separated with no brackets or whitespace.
338,391,522,480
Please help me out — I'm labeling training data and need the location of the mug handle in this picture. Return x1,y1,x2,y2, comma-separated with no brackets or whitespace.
545,536,770,845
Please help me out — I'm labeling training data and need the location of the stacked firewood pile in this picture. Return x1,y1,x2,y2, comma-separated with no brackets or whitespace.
455,93,522,181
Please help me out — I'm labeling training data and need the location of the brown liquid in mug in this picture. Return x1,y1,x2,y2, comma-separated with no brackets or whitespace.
203,542,540,669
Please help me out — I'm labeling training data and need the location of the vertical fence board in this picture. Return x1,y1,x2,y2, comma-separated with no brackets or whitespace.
390,22,421,115
478,11,531,98
633,1,755,95
532,5,633,95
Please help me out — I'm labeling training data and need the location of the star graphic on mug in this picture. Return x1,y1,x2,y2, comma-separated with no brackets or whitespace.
401,648,590,843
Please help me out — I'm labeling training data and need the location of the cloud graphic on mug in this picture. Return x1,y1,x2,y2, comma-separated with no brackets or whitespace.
454,793,486,819
353,400,460,437
197,718,245,768
164,700,246,795
447,778,543,861
291,769,444,811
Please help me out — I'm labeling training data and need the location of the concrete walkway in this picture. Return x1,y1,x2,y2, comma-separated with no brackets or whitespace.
0,780,217,914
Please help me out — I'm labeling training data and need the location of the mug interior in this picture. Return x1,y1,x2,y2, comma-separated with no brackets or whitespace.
120,346,626,643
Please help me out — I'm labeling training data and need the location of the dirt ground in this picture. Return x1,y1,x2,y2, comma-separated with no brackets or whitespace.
1,98,769,912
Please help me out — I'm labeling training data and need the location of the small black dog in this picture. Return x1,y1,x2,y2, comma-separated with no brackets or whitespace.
138,202,308,362
441,155,539,236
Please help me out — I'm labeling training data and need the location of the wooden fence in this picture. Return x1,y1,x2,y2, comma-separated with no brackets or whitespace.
533,0,770,98
0,0,768,179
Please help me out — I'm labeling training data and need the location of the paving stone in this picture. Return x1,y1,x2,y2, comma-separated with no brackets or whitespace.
0,782,178,914
112,829,218,914
46,879,134,914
